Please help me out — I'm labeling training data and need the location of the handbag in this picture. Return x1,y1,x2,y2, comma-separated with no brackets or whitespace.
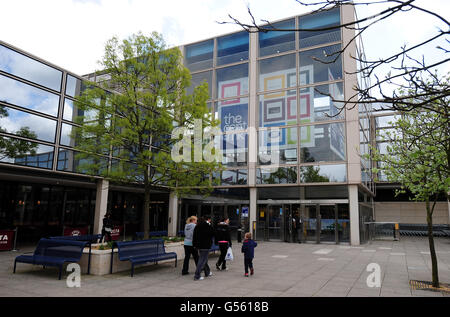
225,246,234,261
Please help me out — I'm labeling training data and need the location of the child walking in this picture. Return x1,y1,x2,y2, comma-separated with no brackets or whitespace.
241,232,257,277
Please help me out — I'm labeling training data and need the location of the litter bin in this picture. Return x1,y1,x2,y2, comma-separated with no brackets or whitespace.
237,228,243,243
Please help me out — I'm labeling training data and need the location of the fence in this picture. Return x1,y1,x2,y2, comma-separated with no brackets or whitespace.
365,222,400,241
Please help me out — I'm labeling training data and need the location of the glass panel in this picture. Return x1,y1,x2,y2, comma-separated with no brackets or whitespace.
0,44,62,91
299,7,341,48
299,82,344,122
319,205,336,242
221,169,248,185
299,44,342,85
337,204,350,242
216,99,248,132
259,19,295,57
259,54,296,92
300,122,346,162
216,63,248,99
57,148,108,175
60,123,76,147
259,89,297,127
0,74,60,117
187,70,212,98
0,137,54,169
300,164,347,183
184,39,214,72
217,31,249,65
65,75,85,98
0,106,56,143
258,127,298,165
217,132,248,166
268,205,284,241
302,204,318,242
256,167,297,184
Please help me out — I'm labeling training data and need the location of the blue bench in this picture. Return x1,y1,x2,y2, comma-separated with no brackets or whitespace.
13,238,88,280
49,234,102,275
135,231,168,240
112,239,177,277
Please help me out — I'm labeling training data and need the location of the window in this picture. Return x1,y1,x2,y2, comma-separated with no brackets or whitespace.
0,106,57,143
258,126,298,165
259,89,297,127
300,122,346,162
300,164,346,182
299,82,344,122
259,19,295,57
187,70,212,98
259,54,296,92
299,44,342,85
257,167,297,184
299,7,341,48
0,137,54,169
0,74,60,116
184,40,214,72
217,31,249,65
216,63,249,99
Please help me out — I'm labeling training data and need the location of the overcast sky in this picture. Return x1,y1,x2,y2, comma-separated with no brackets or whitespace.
0,0,448,78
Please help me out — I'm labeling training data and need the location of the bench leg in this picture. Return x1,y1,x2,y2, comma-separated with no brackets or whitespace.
131,263,134,277
175,258,177,268
58,266,62,280
13,260,17,273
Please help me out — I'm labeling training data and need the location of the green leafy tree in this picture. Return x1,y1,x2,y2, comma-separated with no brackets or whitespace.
368,75,450,288
0,105,38,160
72,32,221,238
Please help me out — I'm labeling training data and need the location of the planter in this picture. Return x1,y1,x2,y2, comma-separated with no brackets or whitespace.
78,242,185,276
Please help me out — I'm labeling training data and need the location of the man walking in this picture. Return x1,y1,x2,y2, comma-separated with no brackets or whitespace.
193,215,215,281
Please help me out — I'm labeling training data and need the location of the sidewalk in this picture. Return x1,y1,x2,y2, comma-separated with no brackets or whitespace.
1,237,449,297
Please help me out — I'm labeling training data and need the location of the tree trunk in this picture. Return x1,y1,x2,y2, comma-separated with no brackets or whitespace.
143,184,151,240
426,199,439,288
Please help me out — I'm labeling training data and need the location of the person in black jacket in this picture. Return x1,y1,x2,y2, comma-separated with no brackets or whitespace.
192,215,214,281
214,217,232,271
100,212,113,243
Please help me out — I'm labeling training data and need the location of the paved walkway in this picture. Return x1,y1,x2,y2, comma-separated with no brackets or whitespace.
1,237,449,297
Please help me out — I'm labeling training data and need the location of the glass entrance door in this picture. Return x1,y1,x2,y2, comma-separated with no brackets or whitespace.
303,204,318,243
319,205,337,243
268,205,284,241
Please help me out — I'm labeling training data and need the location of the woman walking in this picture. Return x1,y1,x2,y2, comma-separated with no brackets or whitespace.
182,216,199,275
214,217,232,271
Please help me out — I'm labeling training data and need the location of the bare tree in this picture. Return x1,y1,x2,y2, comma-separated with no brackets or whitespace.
220,0,449,115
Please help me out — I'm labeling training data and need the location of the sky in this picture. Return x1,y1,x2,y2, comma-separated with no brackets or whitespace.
0,0,448,80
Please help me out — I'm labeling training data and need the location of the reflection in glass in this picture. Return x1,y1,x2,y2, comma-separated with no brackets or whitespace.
259,54,296,92
216,63,248,100
299,44,342,85
184,39,214,72
217,31,249,65
60,123,76,147
0,106,56,142
299,7,341,48
0,74,60,116
221,169,248,185
256,167,297,184
259,90,297,127
0,44,62,91
187,70,212,97
299,82,344,122
300,164,346,182
258,127,297,165
57,148,108,175
259,19,295,57
65,75,84,98
216,133,248,166
0,136,53,169
300,122,346,162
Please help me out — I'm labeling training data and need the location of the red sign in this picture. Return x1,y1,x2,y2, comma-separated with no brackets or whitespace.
0,230,15,251
110,226,123,241
64,226,88,237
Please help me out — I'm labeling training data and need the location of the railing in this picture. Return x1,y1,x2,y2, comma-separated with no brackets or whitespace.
365,222,400,241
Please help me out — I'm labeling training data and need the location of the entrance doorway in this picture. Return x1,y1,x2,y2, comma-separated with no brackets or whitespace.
257,202,350,244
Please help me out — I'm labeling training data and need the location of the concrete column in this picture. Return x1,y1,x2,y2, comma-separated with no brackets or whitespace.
250,187,257,238
168,191,178,236
248,29,258,186
93,179,109,235
349,184,360,245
